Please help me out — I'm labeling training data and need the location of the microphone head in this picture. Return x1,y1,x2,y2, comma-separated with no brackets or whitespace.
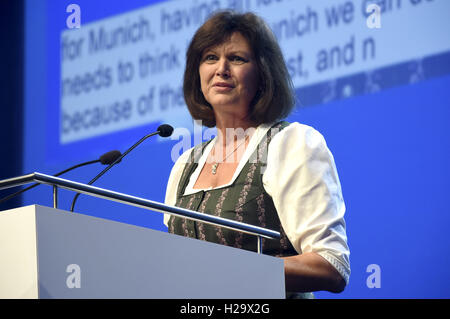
157,124,174,137
99,150,122,165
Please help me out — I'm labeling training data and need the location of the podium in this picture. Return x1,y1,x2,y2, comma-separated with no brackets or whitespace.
0,173,285,299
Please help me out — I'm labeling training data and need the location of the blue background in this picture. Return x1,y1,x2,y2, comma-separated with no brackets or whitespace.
1,0,449,298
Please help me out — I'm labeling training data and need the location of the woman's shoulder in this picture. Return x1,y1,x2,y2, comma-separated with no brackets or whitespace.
270,121,325,147
172,146,194,167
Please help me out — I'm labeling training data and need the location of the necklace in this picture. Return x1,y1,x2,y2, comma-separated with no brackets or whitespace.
211,136,249,175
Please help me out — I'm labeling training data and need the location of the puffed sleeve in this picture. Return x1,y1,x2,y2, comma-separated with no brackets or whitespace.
163,147,194,227
262,122,350,284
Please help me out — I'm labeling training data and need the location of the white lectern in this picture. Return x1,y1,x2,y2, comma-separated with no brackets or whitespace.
0,173,285,299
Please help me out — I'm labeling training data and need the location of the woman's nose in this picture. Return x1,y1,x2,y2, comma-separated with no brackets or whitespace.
216,58,230,77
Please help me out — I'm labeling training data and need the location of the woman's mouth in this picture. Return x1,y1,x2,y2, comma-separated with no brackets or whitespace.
213,82,234,92
214,82,234,88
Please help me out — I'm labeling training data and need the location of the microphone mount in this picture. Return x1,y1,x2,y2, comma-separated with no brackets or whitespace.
69,124,174,212
0,150,121,205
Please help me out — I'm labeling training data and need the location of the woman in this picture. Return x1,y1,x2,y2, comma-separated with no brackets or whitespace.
164,11,350,297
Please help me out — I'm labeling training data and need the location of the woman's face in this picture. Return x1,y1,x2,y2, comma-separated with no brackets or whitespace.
199,32,259,116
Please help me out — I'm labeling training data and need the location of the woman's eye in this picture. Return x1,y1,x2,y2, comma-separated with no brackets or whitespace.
203,55,217,62
202,54,248,63
230,56,247,63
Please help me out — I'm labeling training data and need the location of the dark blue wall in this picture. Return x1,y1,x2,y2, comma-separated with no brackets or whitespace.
0,0,23,212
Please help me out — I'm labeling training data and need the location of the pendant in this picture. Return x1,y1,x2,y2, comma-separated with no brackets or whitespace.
211,163,218,175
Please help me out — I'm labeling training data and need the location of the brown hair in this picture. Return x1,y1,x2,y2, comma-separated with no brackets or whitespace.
183,10,296,128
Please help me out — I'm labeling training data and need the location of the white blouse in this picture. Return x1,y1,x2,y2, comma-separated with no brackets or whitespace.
163,122,350,284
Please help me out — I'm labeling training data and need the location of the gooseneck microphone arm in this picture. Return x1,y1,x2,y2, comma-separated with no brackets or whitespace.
70,124,174,212
0,149,121,205
54,160,100,177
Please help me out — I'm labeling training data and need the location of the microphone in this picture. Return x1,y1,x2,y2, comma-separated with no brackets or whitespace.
99,150,122,165
0,150,123,205
69,124,174,212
